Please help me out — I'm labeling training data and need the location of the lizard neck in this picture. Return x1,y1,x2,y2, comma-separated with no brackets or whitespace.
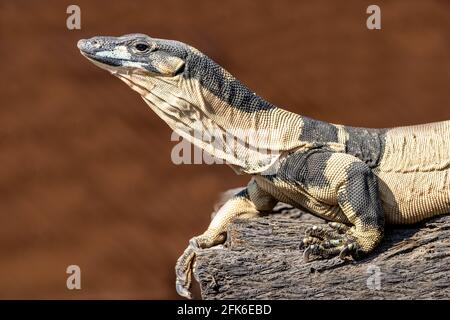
176,52,308,173
177,52,346,173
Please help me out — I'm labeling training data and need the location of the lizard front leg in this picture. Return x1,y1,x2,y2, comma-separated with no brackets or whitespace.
175,180,276,299
301,154,385,261
278,151,385,261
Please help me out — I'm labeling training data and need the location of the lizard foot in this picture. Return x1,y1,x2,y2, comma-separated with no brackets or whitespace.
175,237,200,299
301,222,360,262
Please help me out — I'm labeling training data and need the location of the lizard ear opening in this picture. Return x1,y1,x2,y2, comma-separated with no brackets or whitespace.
151,52,185,76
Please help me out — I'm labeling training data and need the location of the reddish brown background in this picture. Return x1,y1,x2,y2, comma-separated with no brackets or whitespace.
0,0,449,299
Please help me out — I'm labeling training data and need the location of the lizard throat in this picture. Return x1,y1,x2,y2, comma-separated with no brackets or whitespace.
114,72,287,174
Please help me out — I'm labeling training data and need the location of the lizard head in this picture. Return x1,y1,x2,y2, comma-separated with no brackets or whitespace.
77,34,187,78
78,34,203,151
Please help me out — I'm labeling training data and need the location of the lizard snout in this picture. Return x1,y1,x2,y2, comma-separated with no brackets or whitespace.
77,38,102,53
77,39,87,50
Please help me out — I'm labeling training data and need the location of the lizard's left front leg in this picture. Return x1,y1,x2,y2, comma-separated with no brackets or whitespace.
175,179,276,299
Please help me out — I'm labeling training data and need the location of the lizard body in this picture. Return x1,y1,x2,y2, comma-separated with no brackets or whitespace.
78,34,450,299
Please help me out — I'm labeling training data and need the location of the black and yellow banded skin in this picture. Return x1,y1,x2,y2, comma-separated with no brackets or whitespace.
78,34,450,299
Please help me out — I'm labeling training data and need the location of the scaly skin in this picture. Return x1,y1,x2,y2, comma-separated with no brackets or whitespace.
77,34,450,299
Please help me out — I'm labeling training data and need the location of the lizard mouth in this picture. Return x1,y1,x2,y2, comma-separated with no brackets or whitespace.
79,50,123,68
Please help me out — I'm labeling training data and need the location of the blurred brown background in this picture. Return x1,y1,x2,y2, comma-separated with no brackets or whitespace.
0,0,449,299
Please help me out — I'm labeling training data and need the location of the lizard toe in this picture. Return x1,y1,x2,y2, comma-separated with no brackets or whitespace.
305,224,341,240
328,222,351,234
301,226,360,262
175,240,198,299
303,243,342,262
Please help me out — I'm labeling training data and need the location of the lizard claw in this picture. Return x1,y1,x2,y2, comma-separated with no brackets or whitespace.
339,242,359,260
302,245,313,263
176,279,193,299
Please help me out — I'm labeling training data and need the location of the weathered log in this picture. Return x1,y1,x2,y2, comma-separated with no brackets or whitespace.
194,202,450,299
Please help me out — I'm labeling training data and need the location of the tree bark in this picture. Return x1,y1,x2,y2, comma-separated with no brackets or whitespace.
194,201,450,299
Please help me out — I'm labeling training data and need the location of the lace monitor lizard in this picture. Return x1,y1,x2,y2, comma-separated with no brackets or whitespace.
78,34,450,299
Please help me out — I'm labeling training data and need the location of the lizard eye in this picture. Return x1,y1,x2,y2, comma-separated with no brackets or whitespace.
134,43,150,52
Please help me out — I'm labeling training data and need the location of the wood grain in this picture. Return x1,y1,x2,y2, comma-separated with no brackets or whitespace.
194,202,450,299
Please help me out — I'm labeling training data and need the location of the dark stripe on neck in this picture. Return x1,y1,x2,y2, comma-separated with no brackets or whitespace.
184,52,275,113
